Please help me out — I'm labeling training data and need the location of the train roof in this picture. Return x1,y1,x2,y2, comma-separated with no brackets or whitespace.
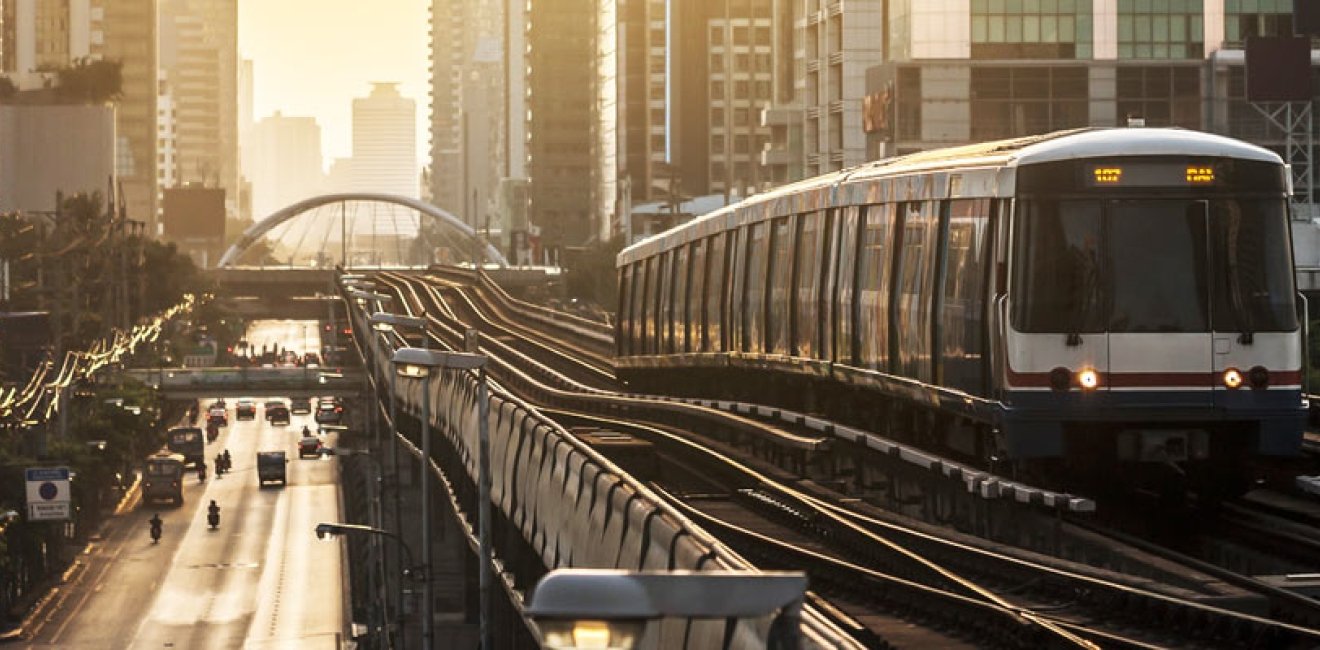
618,128,1282,266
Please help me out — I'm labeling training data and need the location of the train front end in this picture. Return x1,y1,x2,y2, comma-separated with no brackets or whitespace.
999,132,1308,484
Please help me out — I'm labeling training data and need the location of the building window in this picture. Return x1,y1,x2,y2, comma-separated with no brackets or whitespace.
712,107,725,124
710,54,723,72
1116,66,1201,128
710,25,724,46
735,80,750,99
970,0,1093,59
970,66,1089,140
1225,0,1294,47
755,26,772,46
712,134,725,152
711,81,725,100
733,26,749,45
1117,0,1204,59
755,80,772,100
735,134,750,153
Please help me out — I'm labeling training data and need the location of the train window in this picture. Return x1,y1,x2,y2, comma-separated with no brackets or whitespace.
690,239,708,352
1011,200,1104,333
659,252,675,353
859,204,896,370
795,212,826,358
1209,199,1298,333
835,206,862,365
631,262,646,354
818,209,838,362
768,217,795,356
619,265,633,356
673,245,690,353
1108,200,1208,333
745,222,771,353
940,199,991,395
893,201,939,382
707,234,727,352
645,255,660,353
730,228,746,352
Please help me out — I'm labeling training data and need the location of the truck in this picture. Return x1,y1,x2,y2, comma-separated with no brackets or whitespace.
257,451,287,486
166,427,205,467
142,452,186,506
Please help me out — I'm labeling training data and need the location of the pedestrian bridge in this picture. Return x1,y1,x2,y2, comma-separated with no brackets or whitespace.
122,367,366,399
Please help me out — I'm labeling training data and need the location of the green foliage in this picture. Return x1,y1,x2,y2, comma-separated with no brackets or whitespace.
54,58,122,104
141,239,211,314
0,76,15,101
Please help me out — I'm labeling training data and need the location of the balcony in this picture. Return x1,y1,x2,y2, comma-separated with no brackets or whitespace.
760,104,803,128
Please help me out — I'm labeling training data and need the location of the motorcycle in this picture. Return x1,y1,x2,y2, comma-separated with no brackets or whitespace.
149,517,162,544
214,454,226,477
206,503,220,530
206,422,219,443
197,463,207,483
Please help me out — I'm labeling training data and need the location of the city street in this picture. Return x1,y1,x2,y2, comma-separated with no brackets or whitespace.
17,403,345,649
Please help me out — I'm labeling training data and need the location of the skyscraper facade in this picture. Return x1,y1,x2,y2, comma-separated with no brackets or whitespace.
592,0,775,242
250,112,325,219
92,0,159,226
351,82,417,199
526,0,595,249
159,0,239,218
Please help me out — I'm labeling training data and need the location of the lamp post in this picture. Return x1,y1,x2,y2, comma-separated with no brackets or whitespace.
368,311,428,646
315,522,421,646
331,449,391,647
527,570,809,650
391,346,489,650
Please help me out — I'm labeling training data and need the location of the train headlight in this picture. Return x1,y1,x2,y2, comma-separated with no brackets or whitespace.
1222,368,1243,389
1049,367,1072,392
1248,365,1270,390
1077,368,1100,390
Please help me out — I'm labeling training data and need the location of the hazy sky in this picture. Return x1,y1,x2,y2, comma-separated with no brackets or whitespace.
238,0,430,169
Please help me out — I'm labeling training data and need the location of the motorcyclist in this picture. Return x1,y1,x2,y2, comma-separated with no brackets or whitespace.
223,449,232,472
207,500,220,529
214,453,226,476
198,461,207,482
301,425,311,436
149,513,162,543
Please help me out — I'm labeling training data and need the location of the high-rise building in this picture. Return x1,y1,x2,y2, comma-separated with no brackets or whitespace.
592,0,774,243
867,0,1314,172
157,80,176,195
350,82,416,199
1,0,93,86
159,0,239,219
249,112,325,219
92,0,159,226
429,0,505,228
760,0,883,183
526,0,594,250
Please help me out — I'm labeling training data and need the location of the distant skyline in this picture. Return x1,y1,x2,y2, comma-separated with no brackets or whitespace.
238,0,430,170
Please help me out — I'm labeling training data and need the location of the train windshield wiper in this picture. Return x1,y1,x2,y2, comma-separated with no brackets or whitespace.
1066,252,1100,346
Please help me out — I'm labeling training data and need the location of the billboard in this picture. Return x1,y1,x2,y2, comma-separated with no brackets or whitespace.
1245,36,1312,103
162,187,226,241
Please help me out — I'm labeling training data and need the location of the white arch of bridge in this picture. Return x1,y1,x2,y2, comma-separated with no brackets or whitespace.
217,193,508,268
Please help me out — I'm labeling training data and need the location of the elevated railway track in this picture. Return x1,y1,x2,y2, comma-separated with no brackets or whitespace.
352,268,1320,648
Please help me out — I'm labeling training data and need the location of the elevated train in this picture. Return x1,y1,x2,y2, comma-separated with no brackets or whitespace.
616,128,1309,491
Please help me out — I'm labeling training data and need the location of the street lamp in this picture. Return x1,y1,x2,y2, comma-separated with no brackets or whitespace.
526,570,809,650
390,346,489,650
367,310,429,645
326,450,393,647
315,521,422,646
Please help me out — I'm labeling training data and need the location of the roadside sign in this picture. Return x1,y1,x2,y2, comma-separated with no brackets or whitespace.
25,467,71,521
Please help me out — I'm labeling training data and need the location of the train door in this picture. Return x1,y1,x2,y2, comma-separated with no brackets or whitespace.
1105,199,1213,409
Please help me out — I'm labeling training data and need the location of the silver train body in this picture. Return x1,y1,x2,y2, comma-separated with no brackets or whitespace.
615,128,1309,475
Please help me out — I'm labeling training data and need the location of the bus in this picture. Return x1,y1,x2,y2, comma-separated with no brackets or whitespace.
166,427,205,467
143,452,185,505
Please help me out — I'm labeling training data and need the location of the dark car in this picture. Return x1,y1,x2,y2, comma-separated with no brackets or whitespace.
289,397,312,414
314,399,343,425
298,435,323,458
235,399,256,420
265,401,290,426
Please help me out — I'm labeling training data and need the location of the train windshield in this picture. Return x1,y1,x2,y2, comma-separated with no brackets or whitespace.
1013,198,1297,333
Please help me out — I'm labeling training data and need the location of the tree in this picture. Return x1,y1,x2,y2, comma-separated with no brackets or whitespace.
54,58,122,104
